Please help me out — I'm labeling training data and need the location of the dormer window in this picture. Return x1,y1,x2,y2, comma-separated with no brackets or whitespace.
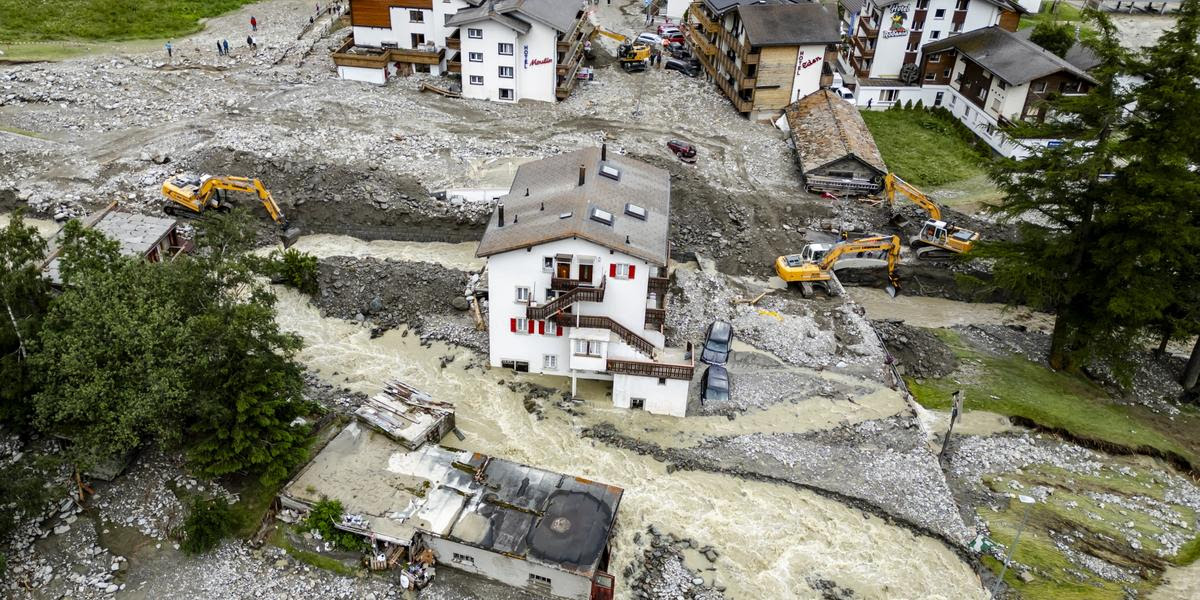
624,203,647,220
599,165,621,181
590,207,614,226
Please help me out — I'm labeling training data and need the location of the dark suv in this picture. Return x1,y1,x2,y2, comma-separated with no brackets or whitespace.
700,365,730,405
700,320,733,365
664,57,700,77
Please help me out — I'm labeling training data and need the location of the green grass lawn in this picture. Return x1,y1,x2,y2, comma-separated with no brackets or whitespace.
907,329,1200,470
860,108,987,188
0,1,256,43
1020,1,1086,30
978,460,1199,600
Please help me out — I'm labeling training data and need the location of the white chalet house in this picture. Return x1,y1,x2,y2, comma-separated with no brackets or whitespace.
333,0,589,103
841,0,1023,106
476,147,695,417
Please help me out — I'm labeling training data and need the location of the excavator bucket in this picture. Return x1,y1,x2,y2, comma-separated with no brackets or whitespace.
885,283,898,299
280,227,302,249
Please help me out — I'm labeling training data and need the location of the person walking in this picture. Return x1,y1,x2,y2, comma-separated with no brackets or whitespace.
216,40,223,56
223,39,230,56
247,35,254,50
250,16,258,31
165,41,173,59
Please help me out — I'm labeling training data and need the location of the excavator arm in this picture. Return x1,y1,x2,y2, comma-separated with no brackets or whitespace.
201,177,288,226
163,175,300,248
818,235,901,296
884,173,942,221
593,26,627,42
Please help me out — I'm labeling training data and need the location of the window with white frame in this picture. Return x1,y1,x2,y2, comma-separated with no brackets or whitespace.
409,10,424,23
879,89,899,102
542,256,554,271
499,88,514,100
468,28,482,39
468,52,483,62
614,263,632,279
469,75,483,85
499,66,513,78
543,354,558,370
544,320,557,336
930,30,941,40
934,8,945,18
498,42,514,55
925,72,936,81
573,339,602,357
928,54,940,63
515,318,529,333
515,286,530,302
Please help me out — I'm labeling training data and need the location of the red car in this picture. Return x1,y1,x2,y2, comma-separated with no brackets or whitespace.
667,140,697,163
657,24,686,43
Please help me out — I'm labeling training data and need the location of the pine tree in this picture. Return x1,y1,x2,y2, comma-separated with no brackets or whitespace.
1115,0,1200,391
1030,21,1075,58
979,11,1133,371
0,212,51,425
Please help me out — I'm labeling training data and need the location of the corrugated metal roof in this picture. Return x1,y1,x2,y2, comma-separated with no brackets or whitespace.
475,147,671,265
785,89,887,175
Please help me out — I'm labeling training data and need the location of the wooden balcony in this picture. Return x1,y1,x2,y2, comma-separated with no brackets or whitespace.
850,36,874,59
390,46,445,65
687,27,716,56
687,2,716,33
644,308,666,328
550,313,655,357
648,276,669,297
527,278,605,320
332,36,445,68
552,277,589,290
446,35,460,51
607,358,693,381
859,17,879,38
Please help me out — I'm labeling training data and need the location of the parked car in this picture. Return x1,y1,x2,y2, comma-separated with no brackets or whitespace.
831,86,855,103
658,27,685,44
635,32,664,47
701,320,733,365
666,42,692,60
656,23,682,36
667,139,697,163
700,365,730,405
664,58,700,77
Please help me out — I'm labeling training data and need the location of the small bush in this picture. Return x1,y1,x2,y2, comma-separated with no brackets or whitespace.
301,499,367,552
182,497,240,554
263,249,319,296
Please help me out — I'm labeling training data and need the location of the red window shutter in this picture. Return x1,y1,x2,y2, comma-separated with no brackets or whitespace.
628,265,636,279
538,321,545,335
527,319,535,334
609,263,617,277
556,324,564,337
510,318,517,332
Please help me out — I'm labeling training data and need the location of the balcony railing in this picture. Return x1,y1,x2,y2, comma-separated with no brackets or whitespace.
648,276,669,297
607,358,693,381
527,278,605,320
550,313,655,357
859,17,879,38
552,277,590,290
446,35,460,50
332,36,445,68
850,36,875,59
644,308,666,328
687,3,716,33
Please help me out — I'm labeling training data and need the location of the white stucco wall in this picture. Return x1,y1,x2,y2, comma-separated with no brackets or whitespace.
663,0,690,21
612,373,690,418
517,22,560,103
861,0,1005,80
337,65,386,85
422,536,593,600
791,43,828,103
458,19,560,103
485,237,660,378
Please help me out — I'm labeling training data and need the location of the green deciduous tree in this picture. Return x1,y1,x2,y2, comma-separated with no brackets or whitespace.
980,11,1133,372
0,211,51,425
1030,20,1075,58
181,496,240,554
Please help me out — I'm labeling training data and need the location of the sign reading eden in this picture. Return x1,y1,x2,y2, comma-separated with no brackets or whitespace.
796,51,822,75
529,57,552,66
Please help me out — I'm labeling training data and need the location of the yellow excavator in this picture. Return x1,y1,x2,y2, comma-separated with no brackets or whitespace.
161,175,301,247
883,173,980,260
775,235,901,298
593,26,651,72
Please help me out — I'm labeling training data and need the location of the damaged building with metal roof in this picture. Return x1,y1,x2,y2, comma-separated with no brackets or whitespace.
40,203,191,286
783,89,888,195
281,413,622,600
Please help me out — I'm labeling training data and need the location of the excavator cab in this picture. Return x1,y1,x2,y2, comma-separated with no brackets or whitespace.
161,174,302,248
915,219,978,260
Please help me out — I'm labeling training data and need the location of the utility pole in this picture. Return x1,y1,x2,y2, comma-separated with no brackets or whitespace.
938,390,964,461
990,494,1036,597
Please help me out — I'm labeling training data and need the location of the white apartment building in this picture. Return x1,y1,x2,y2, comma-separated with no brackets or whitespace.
842,0,1023,107
334,0,589,102
916,25,1098,158
475,147,695,417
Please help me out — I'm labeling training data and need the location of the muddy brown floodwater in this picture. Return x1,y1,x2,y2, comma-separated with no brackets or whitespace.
271,286,989,600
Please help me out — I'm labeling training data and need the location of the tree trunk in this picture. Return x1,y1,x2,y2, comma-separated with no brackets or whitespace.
4,299,26,360
1048,313,1074,371
1157,328,1172,356
1183,336,1200,391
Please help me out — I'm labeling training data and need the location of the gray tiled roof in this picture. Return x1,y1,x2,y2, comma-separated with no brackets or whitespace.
923,26,1098,85
456,0,579,34
475,147,671,265
785,89,887,175
739,3,841,46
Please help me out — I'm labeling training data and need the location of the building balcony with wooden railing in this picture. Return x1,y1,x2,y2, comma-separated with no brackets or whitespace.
606,342,694,381
850,35,875,59
447,51,461,73
858,15,880,38
644,308,666,329
527,277,606,320
446,33,460,51
551,313,656,358
687,2,716,33
332,36,445,68
686,26,717,57
648,276,669,298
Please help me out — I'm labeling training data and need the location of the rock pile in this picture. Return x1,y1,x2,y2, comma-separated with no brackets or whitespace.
625,525,726,600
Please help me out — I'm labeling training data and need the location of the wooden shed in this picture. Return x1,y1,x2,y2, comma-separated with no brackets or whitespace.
784,89,888,196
